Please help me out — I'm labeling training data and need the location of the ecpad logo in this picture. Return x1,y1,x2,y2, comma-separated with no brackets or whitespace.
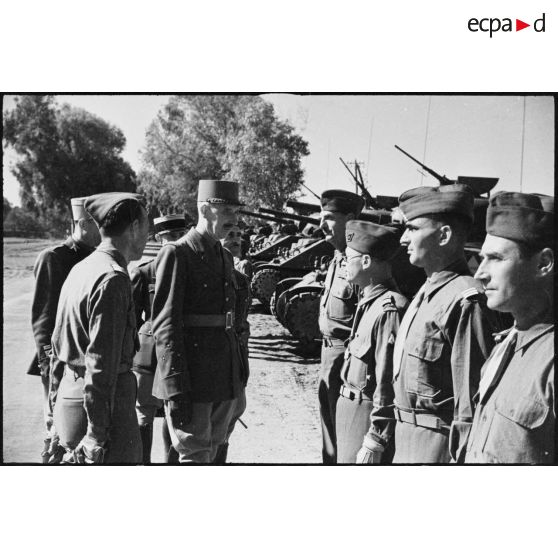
468,13,546,37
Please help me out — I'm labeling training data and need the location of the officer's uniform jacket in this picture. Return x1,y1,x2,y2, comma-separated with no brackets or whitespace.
151,228,243,403
50,243,138,437
29,237,94,376
464,318,555,464
130,258,157,375
319,251,359,342
340,280,408,448
393,258,496,463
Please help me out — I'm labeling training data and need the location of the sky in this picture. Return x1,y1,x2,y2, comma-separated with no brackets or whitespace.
2,94,554,207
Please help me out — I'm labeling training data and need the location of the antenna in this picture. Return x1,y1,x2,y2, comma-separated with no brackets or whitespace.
421,96,432,186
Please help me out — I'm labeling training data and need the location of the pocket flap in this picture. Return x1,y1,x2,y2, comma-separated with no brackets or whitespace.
409,337,444,362
495,395,549,430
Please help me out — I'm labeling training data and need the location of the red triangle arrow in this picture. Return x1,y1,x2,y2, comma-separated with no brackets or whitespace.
516,19,530,31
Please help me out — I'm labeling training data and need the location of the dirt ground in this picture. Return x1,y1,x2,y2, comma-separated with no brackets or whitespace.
2,237,323,464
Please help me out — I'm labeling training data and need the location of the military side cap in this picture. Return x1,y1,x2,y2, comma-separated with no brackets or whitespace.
84,192,146,226
197,179,244,206
320,189,364,215
71,197,90,221
154,214,187,235
345,220,401,261
398,184,474,221
486,191,554,248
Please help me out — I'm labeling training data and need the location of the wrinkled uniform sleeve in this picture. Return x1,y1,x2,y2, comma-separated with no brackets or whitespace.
367,308,400,447
449,297,495,462
151,244,189,399
31,250,65,370
84,274,131,442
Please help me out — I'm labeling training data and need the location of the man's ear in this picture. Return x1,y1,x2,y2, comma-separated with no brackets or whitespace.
361,254,371,270
537,247,554,278
438,224,452,246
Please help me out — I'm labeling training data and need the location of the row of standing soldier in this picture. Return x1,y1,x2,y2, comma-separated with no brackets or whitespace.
29,180,554,464
317,186,554,464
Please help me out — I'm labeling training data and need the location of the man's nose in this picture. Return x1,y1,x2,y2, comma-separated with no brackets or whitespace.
474,259,488,282
400,229,409,245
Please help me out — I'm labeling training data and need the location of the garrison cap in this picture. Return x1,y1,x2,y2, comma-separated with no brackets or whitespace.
197,179,244,206
84,192,146,226
486,191,554,248
320,189,364,216
70,197,90,221
280,223,299,235
398,184,475,221
258,225,273,236
345,220,401,261
153,214,187,235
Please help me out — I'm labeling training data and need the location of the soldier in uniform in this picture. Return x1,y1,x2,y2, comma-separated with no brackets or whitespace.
392,184,496,463
50,192,149,464
223,224,253,280
151,180,246,464
318,189,364,464
29,196,100,463
463,192,554,463
335,220,408,464
131,214,186,464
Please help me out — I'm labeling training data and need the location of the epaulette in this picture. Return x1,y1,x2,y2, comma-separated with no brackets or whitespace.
111,263,128,275
382,294,397,312
461,287,480,300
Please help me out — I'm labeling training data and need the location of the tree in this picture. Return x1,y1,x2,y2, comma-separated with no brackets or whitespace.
3,95,136,233
138,95,309,215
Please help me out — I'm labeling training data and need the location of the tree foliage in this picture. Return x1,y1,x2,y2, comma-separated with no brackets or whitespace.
138,95,309,215
3,95,136,233
3,197,13,221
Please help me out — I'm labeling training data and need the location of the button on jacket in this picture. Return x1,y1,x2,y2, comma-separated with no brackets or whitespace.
465,319,555,464
393,258,496,463
51,244,138,433
340,281,408,447
151,228,243,403
29,237,94,375
319,252,358,341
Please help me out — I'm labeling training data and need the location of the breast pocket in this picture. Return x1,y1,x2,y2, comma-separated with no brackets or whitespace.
483,394,550,463
346,332,372,388
328,281,355,321
407,335,445,398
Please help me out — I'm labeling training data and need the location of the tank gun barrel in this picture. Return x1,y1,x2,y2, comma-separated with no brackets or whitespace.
258,207,320,226
238,209,299,226
286,200,321,214
394,144,453,186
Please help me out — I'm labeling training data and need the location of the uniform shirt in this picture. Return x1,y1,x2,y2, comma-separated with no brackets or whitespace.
393,258,496,462
51,243,137,440
318,251,359,341
29,236,94,375
340,280,408,447
152,228,243,403
233,268,251,386
465,318,555,464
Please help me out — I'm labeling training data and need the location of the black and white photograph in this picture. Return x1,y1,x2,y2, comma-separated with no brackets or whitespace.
2,93,554,465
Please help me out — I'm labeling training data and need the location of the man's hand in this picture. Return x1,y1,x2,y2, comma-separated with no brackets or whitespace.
355,434,385,464
168,394,192,426
62,435,105,465
42,427,65,464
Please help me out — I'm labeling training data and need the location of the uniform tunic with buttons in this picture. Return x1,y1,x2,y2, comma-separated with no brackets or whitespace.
464,318,554,464
152,228,243,403
318,251,359,463
336,280,408,463
50,243,141,461
392,258,496,463
29,237,95,376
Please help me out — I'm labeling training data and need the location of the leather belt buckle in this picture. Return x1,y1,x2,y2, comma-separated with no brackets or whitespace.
225,310,234,330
